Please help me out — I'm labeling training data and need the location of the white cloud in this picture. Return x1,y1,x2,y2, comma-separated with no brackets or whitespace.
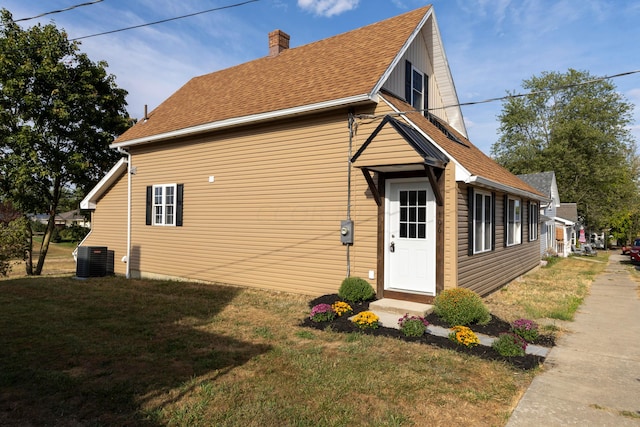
297,0,359,17
627,88,640,102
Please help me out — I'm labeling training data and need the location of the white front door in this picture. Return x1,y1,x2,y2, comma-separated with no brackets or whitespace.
384,178,436,294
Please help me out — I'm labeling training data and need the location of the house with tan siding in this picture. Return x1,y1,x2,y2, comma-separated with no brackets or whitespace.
80,5,545,302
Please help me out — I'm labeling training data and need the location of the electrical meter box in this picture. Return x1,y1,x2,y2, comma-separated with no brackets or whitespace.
340,219,354,245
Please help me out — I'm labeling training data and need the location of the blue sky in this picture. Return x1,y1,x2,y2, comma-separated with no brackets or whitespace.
3,0,639,154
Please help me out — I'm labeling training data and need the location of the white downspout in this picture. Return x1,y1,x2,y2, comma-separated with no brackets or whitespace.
117,147,132,279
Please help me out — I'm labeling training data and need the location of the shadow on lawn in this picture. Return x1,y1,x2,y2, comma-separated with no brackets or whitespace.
0,277,271,426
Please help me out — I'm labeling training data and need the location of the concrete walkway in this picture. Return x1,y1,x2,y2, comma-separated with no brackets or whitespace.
507,254,640,426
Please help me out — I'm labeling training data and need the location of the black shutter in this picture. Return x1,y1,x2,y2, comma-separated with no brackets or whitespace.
491,192,496,250
504,194,509,247
176,184,184,227
423,73,429,116
405,60,412,104
520,200,524,244
146,186,152,225
468,187,474,256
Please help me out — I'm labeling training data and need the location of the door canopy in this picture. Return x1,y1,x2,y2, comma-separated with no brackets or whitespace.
351,115,449,206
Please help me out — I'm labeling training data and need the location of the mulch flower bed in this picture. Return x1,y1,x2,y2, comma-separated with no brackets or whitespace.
300,294,555,371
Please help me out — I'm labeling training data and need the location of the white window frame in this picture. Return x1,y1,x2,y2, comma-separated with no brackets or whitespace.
507,197,522,246
529,202,539,241
153,183,177,226
410,65,424,111
473,190,493,254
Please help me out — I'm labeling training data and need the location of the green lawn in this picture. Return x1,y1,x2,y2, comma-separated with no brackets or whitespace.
0,253,608,426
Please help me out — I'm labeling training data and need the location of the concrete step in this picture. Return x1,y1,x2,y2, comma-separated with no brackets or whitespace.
369,298,434,317
368,298,434,330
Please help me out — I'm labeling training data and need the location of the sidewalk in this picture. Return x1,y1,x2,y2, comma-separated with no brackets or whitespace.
506,254,640,426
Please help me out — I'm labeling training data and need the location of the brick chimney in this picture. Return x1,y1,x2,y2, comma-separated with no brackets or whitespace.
269,29,290,56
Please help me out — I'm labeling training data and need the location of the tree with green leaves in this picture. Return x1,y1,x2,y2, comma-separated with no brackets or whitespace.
492,69,640,232
0,201,24,276
0,9,132,275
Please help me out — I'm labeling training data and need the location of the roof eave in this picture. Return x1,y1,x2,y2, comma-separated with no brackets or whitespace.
112,93,377,149
466,175,549,202
80,157,128,210
554,216,575,226
370,7,433,98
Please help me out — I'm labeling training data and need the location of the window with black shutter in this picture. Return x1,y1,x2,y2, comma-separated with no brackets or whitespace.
146,184,184,226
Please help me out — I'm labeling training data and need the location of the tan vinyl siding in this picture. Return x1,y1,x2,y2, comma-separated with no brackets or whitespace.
126,107,393,296
457,183,540,296
81,172,128,275
352,124,425,167
442,162,458,289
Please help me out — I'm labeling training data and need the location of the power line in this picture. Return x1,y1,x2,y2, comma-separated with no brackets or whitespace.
357,69,640,121
15,0,104,22
438,69,640,111
69,0,259,41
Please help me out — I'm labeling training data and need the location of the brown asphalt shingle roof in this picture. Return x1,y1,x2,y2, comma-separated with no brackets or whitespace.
380,93,544,197
115,5,541,198
116,6,432,143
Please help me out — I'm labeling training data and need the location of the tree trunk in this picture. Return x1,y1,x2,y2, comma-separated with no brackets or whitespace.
24,219,33,275
34,213,56,276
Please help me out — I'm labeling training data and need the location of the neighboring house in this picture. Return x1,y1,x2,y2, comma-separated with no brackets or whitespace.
518,172,574,257
31,210,90,228
556,203,578,248
56,209,90,228
81,6,545,302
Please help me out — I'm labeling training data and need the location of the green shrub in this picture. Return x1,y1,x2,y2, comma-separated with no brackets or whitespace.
492,333,527,356
338,276,375,302
433,288,491,326
0,218,27,276
59,225,90,243
30,220,47,233
50,227,61,243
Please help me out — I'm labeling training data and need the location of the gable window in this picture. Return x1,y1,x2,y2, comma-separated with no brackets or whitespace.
529,202,539,241
506,197,522,246
473,190,493,254
146,184,184,226
405,60,428,115
411,68,424,110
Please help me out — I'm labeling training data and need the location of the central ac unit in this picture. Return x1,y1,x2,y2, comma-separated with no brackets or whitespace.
76,246,108,278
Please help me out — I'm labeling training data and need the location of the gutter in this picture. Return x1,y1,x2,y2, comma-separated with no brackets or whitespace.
465,175,549,203
111,94,376,149
117,147,132,279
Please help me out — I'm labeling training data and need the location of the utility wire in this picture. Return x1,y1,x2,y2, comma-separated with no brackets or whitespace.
439,69,640,110
69,0,259,41
15,0,104,22
357,69,640,120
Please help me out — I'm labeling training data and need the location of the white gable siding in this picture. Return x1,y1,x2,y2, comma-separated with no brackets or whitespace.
382,27,450,124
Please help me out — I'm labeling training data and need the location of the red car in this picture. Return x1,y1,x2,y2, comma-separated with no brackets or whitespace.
628,238,640,262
